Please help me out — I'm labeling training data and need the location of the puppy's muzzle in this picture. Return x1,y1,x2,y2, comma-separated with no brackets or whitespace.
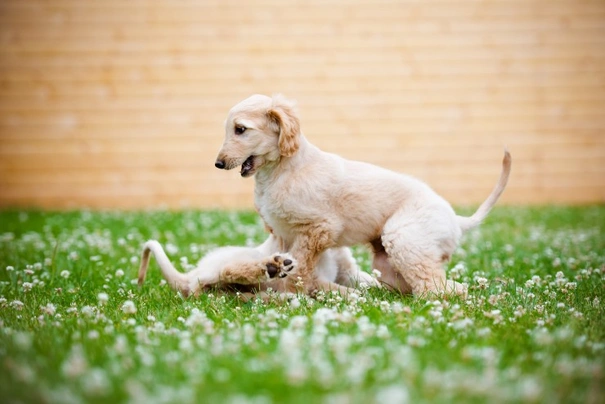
215,160,226,169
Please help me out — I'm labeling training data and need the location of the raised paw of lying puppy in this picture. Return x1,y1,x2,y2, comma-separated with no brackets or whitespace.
221,253,297,285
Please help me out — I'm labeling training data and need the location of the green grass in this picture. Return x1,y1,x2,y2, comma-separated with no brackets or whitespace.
0,206,603,403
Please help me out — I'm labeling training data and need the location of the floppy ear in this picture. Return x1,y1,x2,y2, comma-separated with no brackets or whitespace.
267,94,300,157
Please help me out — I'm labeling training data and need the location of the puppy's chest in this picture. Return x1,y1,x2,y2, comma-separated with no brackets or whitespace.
256,200,293,236
255,190,298,237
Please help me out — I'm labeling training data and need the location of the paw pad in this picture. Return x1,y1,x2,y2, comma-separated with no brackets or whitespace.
266,254,297,278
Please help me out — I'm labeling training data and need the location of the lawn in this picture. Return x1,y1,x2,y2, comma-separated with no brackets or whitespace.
0,206,603,403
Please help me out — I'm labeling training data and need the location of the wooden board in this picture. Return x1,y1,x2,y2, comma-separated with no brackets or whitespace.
1,0,604,209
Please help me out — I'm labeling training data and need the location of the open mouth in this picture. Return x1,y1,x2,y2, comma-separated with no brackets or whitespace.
240,156,255,177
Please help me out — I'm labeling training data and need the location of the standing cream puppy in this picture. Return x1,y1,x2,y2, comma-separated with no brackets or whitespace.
215,94,511,297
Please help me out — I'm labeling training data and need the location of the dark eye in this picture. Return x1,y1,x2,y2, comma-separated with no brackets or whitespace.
234,126,247,135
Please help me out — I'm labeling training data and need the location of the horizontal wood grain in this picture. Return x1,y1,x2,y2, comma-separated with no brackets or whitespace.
0,0,603,209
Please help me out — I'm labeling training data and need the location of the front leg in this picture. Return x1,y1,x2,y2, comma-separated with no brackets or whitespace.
288,226,352,295
220,253,296,285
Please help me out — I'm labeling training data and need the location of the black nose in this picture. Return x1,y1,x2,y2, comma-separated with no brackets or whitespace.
215,160,225,169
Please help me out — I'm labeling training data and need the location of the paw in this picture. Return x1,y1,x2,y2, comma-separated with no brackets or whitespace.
265,253,297,279
355,271,381,288
414,280,468,299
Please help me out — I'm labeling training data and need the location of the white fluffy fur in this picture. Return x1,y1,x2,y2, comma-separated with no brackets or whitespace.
138,234,378,299
215,94,512,297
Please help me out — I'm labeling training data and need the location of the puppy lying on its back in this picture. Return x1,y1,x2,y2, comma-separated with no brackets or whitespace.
138,234,378,299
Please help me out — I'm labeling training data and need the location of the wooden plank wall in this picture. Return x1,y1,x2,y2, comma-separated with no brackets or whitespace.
1,0,604,209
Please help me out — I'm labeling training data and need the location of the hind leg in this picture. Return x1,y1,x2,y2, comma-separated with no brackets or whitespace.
370,239,412,294
381,208,467,298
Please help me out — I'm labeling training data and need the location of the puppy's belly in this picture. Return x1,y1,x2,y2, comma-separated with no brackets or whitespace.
336,223,383,247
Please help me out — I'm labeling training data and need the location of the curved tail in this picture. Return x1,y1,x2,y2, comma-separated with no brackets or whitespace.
457,149,512,232
138,240,190,295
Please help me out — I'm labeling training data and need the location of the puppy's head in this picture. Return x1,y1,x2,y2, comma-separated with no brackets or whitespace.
215,94,300,177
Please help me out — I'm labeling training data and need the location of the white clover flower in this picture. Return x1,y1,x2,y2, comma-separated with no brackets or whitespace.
289,297,301,309
40,303,56,316
294,276,305,289
313,308,338,326
87,330,100,340
375,385,409,404
289,315,307,330
115,269,124,278
13,331,33,350
484,309,503,324
62,345,88,378
179,338,193,352
114,335,128,354
6,266,14,272
565,282,577,290
81,368,111,396
371,269,382,279
22,282,33,292
376,325,390,339
391,302,404,314
152,321,166,333
513,306,526,318
97,292,109,305
60,270,70,279
476,277,488,289
477,327,491,337
165,243,178,255
185,308,214,333
406,335,426,347
519,377,543,402
121,300,137,315
81,305,95,317
429,307,443,320
451,318,474,331
533,328,552,345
